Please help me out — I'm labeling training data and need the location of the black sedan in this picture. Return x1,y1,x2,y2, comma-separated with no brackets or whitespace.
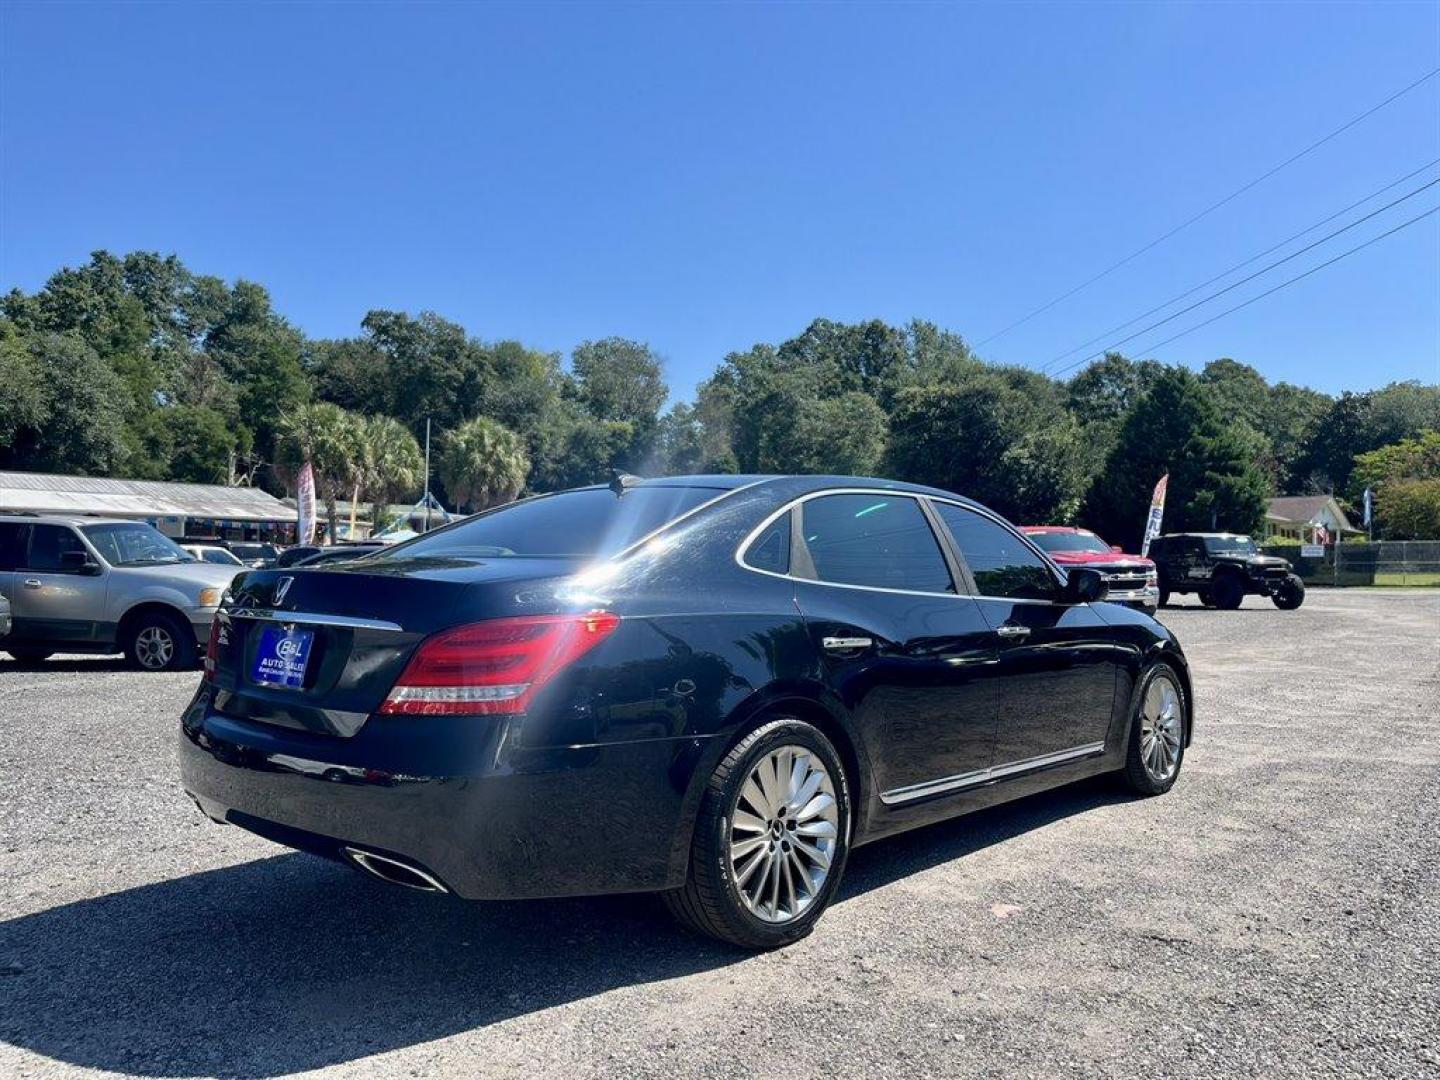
180,474,1192,948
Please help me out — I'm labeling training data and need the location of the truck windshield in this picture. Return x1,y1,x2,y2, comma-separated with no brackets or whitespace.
82,523,195,567
1027,531,1112,555
377,486,725,561
1205,536,1258,555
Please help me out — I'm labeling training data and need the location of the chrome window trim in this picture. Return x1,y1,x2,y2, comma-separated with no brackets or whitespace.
225,608,404,632
734,487,1076,604
734,488,961,599
879,741,1107,806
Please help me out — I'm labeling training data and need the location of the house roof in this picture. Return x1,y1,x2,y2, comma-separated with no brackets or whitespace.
1266,494,1355,532
0,470,297,522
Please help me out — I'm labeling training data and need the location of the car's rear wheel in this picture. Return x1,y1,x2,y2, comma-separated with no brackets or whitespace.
664,717,851,949
1119,663,1187,796
125,612,196,671
5,648,53,665
1212,573,1245,610
1273,573,1305,610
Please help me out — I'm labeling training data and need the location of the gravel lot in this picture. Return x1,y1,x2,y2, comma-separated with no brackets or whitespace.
1,588,1437,1079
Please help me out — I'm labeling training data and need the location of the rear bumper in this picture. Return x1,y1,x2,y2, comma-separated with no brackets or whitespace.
179,687,716,900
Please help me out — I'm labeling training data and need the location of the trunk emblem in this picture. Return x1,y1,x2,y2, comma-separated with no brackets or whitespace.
274,576,294,605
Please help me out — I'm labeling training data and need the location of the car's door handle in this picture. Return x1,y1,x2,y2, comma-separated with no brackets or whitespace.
21,579,42,589
995,624,1030,640
822,636,873,652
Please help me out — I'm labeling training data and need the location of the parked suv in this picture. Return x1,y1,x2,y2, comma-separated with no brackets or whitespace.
1022,526,1159,614
0,515,240,669
1146,533,1305,610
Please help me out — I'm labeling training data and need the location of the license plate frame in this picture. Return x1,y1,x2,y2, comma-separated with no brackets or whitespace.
251,625,315,690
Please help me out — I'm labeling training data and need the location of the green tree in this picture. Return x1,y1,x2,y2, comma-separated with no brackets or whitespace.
0,321,48,449
360,310,490,431
754,391,887,475
0,332,128,475
279,402,364,539
356,415,424,524
1081,367,1269,549
1376,479,1440,540
167,404,248,484
439,416,530,511
571,337,668,425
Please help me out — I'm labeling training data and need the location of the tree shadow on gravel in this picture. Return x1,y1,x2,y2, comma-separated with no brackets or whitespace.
0,778,1123,1077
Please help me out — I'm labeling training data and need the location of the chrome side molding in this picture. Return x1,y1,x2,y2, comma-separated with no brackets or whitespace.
879,741,1107,806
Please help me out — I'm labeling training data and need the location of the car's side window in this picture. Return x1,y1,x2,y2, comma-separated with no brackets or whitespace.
0,523,28,571
797,494,953,593
933,504,1058,601
742,510,791,574
25,524,88,572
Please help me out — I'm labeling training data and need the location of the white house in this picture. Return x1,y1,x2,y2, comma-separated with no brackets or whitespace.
1264,494,1358,543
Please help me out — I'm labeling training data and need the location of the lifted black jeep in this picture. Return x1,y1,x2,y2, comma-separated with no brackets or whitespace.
1147,533,1305,610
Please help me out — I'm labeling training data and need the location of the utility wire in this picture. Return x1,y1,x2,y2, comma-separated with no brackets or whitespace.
1049,205,1439,379
1039,173,1440,376
1039,157,1440,372
974,66,1440,349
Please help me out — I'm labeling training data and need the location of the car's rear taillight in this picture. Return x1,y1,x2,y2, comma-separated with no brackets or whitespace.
203,618,222,681
380,612,620,716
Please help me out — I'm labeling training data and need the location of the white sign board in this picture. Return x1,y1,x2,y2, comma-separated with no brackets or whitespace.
1300,544,1324,559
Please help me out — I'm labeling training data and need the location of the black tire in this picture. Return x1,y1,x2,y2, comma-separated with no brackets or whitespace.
1198,591,1216,608
5,648,53,665
1118,663,1188,796
1273,573,1305,610
663,717,852,950
124,611,197,671
1212,573,1244,610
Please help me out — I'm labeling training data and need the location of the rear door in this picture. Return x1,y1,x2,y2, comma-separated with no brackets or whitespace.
783,492,1001,801
0,523,25,641
12,524,110,645
930,502,1121,768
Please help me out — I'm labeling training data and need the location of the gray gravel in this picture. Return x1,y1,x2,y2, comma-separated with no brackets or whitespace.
1,588,1437,1079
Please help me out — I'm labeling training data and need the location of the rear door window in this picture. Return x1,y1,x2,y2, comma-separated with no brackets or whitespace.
933,504,1058,601
0,523,28,570
25,524,89,572
797,494,953,593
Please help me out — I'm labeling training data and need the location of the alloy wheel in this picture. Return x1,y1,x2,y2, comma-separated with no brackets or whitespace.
1139,674,1183,782
135,625,175,670
728,745,840,923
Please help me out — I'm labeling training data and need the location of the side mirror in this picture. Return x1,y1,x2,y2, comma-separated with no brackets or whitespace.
1110,544,1124,553
1064,567,1108,604
60,551,102,575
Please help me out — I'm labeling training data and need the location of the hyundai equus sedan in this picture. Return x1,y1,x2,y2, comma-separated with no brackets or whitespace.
180,474,1192,948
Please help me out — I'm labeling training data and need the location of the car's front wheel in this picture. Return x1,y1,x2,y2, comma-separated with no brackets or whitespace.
124,612,197,671
664,717,851,949
1212,573,1245,610
1119,663,1187,796
1273,573,1305,610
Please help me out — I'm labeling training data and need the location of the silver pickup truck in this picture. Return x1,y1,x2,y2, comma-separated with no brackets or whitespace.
0,514,239,670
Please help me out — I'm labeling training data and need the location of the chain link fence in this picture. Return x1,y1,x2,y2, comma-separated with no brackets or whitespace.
1261,541,1440,586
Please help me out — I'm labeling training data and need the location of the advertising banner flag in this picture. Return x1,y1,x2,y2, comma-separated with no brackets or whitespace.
1363,487,1373,528
1140,473,1168,557
297,461,317,545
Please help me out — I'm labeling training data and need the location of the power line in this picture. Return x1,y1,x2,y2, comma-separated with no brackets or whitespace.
1050,204,1439,379
974,66,1440,349
1039,157,1440,372
1040,173,1440,375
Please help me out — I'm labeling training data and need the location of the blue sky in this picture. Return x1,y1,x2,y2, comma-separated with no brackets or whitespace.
2,1,1437,400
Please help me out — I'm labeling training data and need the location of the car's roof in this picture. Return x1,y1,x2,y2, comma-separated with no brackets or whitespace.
572,473,985,506
0,513,136,527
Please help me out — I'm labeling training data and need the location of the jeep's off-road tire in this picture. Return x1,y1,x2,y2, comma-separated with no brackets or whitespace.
664,717,851,950
5,648,53,665
124,611,197,672
1118,663,1187,796
1212,573,1245,610
1273,573,1306,610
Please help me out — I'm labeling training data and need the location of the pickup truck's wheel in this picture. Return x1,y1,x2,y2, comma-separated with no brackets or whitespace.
124,612,197,671
1119,663,1187,796
1273,573,1306,610
664,717,851,950
5,648,53,665
1212,573,1245,610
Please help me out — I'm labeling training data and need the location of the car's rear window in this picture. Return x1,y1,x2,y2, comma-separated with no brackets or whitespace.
379,486,724,561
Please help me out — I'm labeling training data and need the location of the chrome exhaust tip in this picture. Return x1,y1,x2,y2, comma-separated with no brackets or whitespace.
344,847,448,893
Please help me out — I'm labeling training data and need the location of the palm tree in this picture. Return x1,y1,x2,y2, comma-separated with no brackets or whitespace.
438,416,530,513
357,416,424,530
279,402,363,540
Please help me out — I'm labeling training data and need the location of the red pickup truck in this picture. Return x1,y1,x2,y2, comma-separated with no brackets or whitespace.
1021,526,1160,614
